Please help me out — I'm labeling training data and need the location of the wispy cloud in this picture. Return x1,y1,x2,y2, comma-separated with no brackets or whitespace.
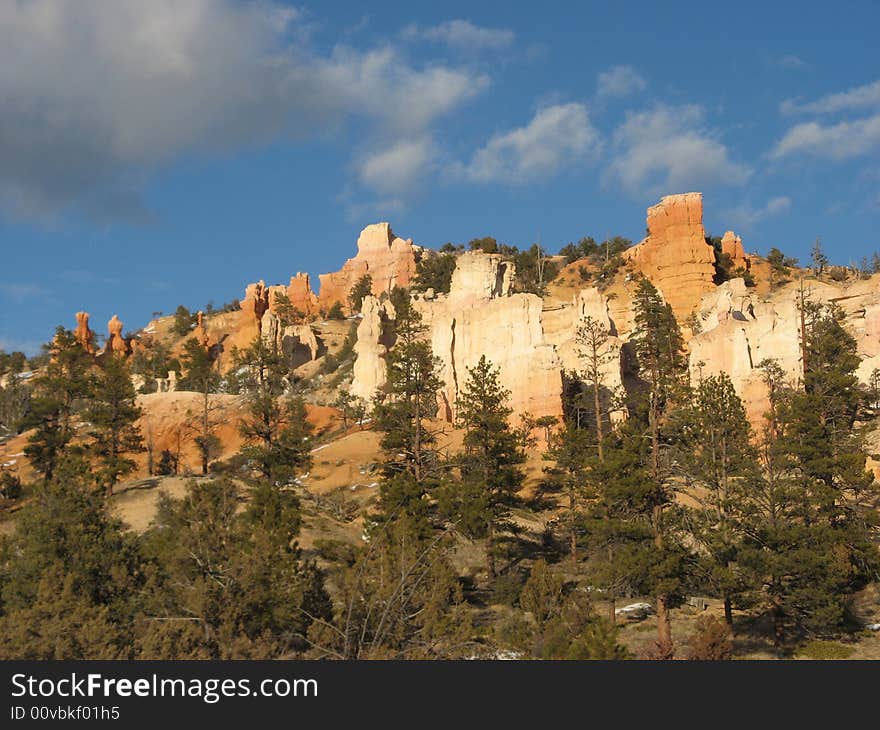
596,66,647,99
452,103,601,184
604,104,751,196
781,78,880,115
357,136,436,198
401,19,515,50
771,115,880,160
725,196,792,229
773,54,809,70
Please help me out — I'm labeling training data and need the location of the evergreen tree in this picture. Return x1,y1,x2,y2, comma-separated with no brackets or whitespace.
0,455,142,654
235,337,312,485
373,298,444,533
348,274,373,314
740,306,879,643
676,373,756,629
629,277,689,653
576,315,613,461
309,517,470,659
544,423,594,562
179,337,221,475
138,478,330,658
85,354,144,496
444,356,527,579
23,328,93,483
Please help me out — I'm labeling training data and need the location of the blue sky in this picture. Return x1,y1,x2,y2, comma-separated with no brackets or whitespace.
1,0,879,354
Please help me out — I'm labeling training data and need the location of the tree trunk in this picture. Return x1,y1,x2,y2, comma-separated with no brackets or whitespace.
772,596,785,648
723,595,734,632
593,378,604,462
486,519,496,580
656,594,673,656
569,487,577,564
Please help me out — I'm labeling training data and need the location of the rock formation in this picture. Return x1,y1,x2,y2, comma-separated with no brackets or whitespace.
349,250,580,423
318,223,418,310
193,311,210,348
350,295,393,403
431,293,562,422
284,324,321,370
241,280,270,332
74,311,95,354
286,273,319,316
721,230,748,268
106,315,128,355
446,251,516,308
623,192,717,322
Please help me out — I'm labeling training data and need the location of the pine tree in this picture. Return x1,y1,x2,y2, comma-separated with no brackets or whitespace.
23,328,93,483
235,337,312,486
85,354,144,496
348,274,373,314
138,478,330,658
630,277,689,653
0,455,140,630
446,356,527,579
745,305,880,641
576,315,613,461
373,296,445,533
544,423,594,562
676,373,756,629
309,517,470,659
179,337,221,475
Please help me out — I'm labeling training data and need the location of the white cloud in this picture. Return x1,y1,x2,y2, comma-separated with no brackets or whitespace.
774,54,809,70
597,66,647,98
781,79,880,115
0,1,489,220
726,196,792,229
402,19,514,50
605,104,751,196
357,137,435,196
771,115,880,160
454,103,601,184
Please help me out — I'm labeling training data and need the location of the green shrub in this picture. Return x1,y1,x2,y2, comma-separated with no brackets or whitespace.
796,640,854,660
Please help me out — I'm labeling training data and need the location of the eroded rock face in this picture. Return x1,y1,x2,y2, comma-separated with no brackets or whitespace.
286,273,319,316
74,311,95,354
721,230,748,268
351,295,392,403
283,324,320,370
106,315,128,355
446,251,515,308
193,311,210,349
545,288,625,406
623,192,717,322
241,280,270,331
431,294,562,422
318,223,417,310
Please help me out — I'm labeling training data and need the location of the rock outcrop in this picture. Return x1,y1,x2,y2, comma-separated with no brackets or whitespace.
106,315,128,355
350,250,565,422
286,273,319,316
241,280,270,331
350,295,393,403
193,311,210,349
446,251,515,308
318,223,417,311
431,293,563,422
623,192,717,322
721,230,748,268
74,311,95,354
